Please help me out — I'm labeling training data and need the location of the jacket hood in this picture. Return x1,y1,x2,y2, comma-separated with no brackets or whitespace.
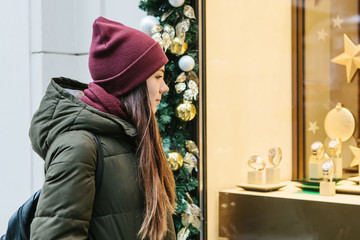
29,77,137,159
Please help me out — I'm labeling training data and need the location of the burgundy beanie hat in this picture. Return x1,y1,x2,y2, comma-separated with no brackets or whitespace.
88,17,168,97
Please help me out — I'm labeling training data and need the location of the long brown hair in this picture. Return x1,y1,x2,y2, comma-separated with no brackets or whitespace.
120,82,176,240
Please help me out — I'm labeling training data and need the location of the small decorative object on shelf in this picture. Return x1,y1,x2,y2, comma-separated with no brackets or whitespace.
309,141,325,180
320,159,336,196
266,147,282,184
328,138,343,179
247,155,265,185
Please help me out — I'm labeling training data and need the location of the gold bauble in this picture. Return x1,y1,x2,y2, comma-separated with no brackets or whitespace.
175,102,196,121
168,151,183,171
170,37,188,55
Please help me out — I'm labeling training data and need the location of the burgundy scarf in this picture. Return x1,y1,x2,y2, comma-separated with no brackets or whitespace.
81,82,129,121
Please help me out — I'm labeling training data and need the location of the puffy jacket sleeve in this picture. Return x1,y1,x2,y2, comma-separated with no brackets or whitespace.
30,131,97,240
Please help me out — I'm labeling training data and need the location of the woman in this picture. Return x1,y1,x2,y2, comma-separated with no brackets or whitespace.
29,17,176,240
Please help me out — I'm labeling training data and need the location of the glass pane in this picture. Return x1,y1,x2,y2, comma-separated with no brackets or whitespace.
303,0,360,178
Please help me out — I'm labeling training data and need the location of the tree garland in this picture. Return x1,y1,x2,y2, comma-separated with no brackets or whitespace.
139,0,200,239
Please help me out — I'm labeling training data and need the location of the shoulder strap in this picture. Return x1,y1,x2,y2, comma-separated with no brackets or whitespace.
89,132,104,190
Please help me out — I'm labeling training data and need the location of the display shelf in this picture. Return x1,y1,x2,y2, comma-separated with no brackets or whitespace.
226,181,360,205
219,182,360,240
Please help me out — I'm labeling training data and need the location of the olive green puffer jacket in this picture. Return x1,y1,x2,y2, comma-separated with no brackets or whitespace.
29,77,176,240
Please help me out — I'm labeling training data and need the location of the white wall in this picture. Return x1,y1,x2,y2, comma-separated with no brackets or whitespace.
0,0,32,232
0,0,145,233
206,0,292,239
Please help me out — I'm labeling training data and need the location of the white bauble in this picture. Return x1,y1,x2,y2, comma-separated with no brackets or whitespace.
139,16,160,35
178,56,195,72
169,0,185,7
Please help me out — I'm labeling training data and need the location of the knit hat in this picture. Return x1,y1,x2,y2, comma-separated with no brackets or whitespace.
88,17,168,97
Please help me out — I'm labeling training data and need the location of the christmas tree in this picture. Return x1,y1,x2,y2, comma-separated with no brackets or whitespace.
139,0,200,239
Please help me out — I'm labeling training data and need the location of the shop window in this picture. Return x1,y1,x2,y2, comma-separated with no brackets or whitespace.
293,0,360,179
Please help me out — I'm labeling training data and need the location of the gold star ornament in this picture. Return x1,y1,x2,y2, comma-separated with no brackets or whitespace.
331,34,360,83
349,145,360,167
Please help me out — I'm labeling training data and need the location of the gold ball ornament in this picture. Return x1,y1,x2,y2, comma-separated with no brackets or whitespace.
167,151,183,171
170,37,188,55
175,102,196,121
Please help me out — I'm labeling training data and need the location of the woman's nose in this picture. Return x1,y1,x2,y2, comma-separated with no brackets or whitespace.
160,79,169,93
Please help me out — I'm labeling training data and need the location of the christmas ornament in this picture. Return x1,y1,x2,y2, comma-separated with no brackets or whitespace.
175,102,196,121
331,34,360,83
332,15,343,29
181,202,201,230
161,10,174,22
162,32,172,52
308,121,319,134
175,82,186,93
168,0,185,7
170,37,188,55
186,71,199,84
139,15,160,35
164,24,175,39
349,146,360,167
188,80,199,100
184,152,198,173
183,89,194,102
152,32,162,42
176,19,190,42
177,227,190,240
186,140,200,157
324,103,355,142
151,24,163,34
184,5,196,19
168,151,183,171
178,55,195,72
176,72,187,83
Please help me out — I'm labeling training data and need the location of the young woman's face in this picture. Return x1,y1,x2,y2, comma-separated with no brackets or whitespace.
146,66,169,113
